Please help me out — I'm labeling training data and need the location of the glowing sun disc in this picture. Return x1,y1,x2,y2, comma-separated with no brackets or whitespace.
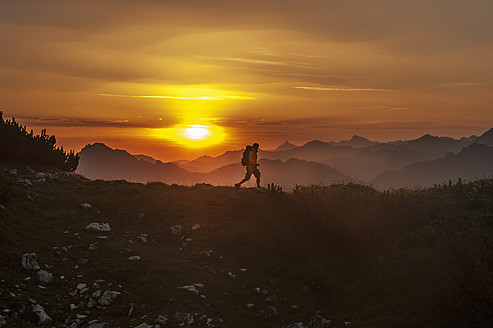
185,125,209,139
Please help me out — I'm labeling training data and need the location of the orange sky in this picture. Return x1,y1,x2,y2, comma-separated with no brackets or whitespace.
1,0,492,161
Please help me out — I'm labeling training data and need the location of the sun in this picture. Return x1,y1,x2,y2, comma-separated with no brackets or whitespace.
185,125,209,140
149,123,226,148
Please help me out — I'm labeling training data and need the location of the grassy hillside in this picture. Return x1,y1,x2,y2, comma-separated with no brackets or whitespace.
0,161,492,327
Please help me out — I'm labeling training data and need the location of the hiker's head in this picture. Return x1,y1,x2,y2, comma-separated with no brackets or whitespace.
252,143,259,150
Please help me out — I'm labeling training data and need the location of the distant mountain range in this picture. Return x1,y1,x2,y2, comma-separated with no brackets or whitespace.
77,143,348,188
76,128,493,189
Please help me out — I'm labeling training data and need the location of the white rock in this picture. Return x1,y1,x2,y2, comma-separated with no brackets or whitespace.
155,315,167,324
35,172,50,179
170,225,183,235
286,323,305,328
87,323,108,328
80,203,93,209
32,304,52,325
135,324,153,328
200,249,213,257
37,270,53,284
85,223,111,232
6,169,17,176
128,303,134,316
228,272,236,279
87,298,97,308
98,290,120,306
17,178,32,186
76,283,87,290
247,303,255,308
192,224,201,230
175,312,194,326
137,235,148,243
177,285,199,294
21,253,40,270
128,256,141,261
308,313,331,328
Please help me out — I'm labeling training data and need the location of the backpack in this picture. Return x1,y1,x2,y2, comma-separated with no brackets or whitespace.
241,145,253,166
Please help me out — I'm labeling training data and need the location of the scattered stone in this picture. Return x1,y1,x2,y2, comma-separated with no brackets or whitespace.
76,314,87,319
177,285,199,294
344,322,351,325
128,303,134,316
192,224,201,230
92,290,101,299
98,290,120,306
89,242,99,251
37,270,53,284
0,315,6,327
87,323,108,328
38,285,47,290
129,256,141,261
135,324,153,328
137,235,148,243
77,258,89,264
247,303,255,308
138,212,145,218
97,236,108,239
286,323,305,328
170,225,183,235
308,312,331,328
17,178,32,186
86,223,111,232
80,203,93,209
77,283,87,290
200,250,213,257
87,298,97,309
35,172,50,179
175,312,194,326
6,169,17,176
241,268,247,272
0,205,6,211
80,288,89,295
228,272,236,279
32,304,52,325
156,315,167,325
21,253,40,270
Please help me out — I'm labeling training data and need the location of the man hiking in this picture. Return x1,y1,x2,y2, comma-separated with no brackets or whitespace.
235,143,261,188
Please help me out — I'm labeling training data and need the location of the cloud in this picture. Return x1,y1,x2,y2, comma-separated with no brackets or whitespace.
293,86,399,93
98,93,255,100
9,114,170,129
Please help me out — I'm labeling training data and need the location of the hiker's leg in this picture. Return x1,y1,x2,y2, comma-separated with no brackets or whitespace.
237,168,252,186
253,168,261,187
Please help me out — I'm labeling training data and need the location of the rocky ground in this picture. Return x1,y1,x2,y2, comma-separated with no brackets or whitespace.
0,164,336,327
1,162,491,327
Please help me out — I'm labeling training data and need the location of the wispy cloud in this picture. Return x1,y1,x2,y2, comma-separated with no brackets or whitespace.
98,93,255,100
10,115,159,128
294,86,399,93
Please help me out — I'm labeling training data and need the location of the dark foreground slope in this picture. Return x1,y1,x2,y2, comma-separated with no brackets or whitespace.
0,163,492,328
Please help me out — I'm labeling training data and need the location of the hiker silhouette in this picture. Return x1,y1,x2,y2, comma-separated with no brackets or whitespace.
236,143,261,188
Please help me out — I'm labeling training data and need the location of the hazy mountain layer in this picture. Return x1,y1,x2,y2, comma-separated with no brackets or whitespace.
372,143,493,189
